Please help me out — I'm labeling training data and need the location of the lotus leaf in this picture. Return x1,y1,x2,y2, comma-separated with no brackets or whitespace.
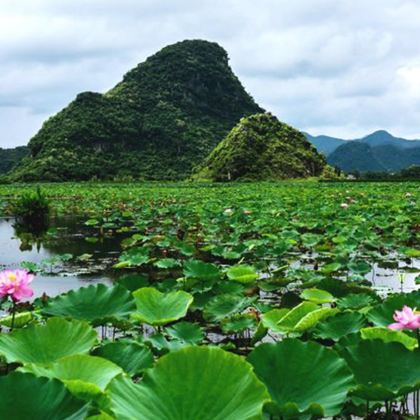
203,294,254,322
276,302,337,333
226,264,258,284
0,372,88,419
314,312,366,341
300,288,335,304
0,317,97,364
165,321,204,344
20,354,122,399
183,260,220,280
107,346,269,419
132,287,193,326
360,327,418,350
339,339,420,401
42,284,136,325
248,339,354,418
94,342,154,375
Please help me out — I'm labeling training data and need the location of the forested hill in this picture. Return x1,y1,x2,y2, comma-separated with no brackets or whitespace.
0,146,28,175
194,113,327,181
306,130,420,173
8,40,263,181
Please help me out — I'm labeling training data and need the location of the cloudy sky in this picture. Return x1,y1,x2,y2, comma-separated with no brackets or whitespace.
1,0,420,148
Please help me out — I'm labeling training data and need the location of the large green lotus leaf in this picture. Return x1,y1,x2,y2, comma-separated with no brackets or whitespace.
117,273,149,292
300,288,335,304
276,302,336,333
132,287,193,326
0,317,97,364
314,312,366,341
183,260,220,281
261,309,289,332
94,342,154,375
226,264,259,284
248,339,354,418
165,321,204,344
367,291,420,326
360,327,418,351
203,294,254,322
293,307,338,332
337,293,378,310
0,372,88,419
221,314,257,333
42,284,136,326
20,354,122,400
339,339,420,400
107,346,269,420
276,302,318,332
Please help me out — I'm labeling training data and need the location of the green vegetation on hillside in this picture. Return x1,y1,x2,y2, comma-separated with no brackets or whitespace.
8,40,262,182
194,113,326,181
0,146,28,175
328,141,420,173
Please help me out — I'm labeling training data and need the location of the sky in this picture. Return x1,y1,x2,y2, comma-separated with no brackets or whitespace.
1,0,420,148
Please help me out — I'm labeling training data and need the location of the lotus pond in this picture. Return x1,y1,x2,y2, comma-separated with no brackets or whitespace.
0,181,418,419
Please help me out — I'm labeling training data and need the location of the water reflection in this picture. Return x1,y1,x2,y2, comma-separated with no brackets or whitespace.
0,217,119,298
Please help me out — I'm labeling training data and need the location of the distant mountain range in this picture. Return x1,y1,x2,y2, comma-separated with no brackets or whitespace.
305,130,420,173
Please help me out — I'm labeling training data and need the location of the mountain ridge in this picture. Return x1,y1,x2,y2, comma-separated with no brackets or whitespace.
305,130,420,156
8,40,263,181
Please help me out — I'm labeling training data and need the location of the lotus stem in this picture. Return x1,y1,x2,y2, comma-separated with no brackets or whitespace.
10,300,16,332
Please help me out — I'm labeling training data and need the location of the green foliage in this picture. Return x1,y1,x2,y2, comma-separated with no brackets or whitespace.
248,339,354,418
20,354,123,400
0,146,28,175
42,283,136,326
132,287,194,326
107,346,269,419
339,340,420,401
93,342,154,375
0,317,97,364
8,40,262,181
328,141,420,173
0,372,89,419
194,113,326,181
10,186,50,223
0,181,418,418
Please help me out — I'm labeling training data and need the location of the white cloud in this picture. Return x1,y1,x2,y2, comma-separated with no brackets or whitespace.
1,0,420,147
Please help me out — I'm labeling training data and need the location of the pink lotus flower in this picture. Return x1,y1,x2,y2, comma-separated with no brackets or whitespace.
388,305,420,330
0,269,34,302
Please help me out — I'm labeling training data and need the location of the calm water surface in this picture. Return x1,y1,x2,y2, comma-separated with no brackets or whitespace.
0,217,119,297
